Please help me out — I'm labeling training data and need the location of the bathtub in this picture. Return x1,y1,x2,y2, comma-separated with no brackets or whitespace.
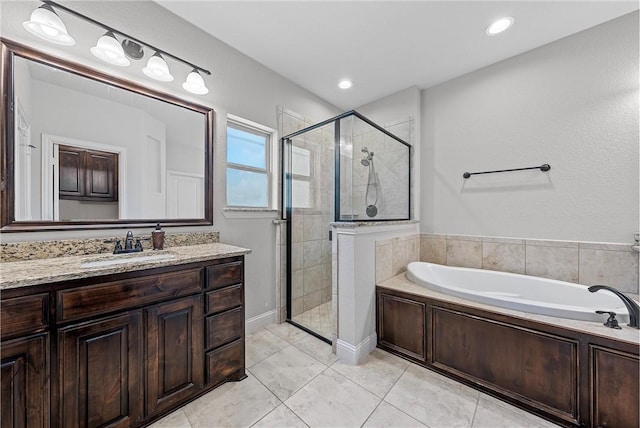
406,261,630,323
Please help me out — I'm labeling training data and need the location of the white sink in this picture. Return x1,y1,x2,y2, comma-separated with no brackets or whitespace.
81,253,176,268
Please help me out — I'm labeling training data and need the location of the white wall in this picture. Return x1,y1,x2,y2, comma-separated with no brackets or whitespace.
0,1,340,320
421,12,639,244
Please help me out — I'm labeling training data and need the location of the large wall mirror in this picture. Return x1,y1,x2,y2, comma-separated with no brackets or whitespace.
1,39,214,232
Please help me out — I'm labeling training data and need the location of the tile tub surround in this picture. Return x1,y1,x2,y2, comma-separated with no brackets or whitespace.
149,323,559,428
420,234,640,294
0,231,220,262
0,242,250,289
375,233,420,283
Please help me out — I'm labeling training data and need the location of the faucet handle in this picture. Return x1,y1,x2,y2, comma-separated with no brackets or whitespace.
113,240,123,254
134,239,143,251
595,310,622,329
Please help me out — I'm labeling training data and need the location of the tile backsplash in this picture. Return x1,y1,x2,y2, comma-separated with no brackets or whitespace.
420,234,639,294
0,231,220,263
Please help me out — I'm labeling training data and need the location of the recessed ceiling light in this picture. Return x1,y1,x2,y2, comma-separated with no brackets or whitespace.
486,17,514,36
338,79,353,89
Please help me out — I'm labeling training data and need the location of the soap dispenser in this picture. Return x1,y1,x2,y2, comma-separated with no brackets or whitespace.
152,223,165,250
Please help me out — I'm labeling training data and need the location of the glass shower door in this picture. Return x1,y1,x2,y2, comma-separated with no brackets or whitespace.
284,122,334,342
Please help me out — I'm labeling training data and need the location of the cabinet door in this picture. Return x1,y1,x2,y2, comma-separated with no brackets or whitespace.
145,295,204,417
1,334,49,428
377,292,426,361
591,346,639,428
59,146,83,199
84,150,117,201
58,312,142,428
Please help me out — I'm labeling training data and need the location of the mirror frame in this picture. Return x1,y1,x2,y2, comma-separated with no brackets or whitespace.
0,39,214,232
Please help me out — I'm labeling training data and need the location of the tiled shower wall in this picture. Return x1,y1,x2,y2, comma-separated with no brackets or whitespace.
421,234,639,294
345,118,413,220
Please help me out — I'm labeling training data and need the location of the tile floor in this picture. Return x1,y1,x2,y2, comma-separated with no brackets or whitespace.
150,323,559,428
292,301,333,340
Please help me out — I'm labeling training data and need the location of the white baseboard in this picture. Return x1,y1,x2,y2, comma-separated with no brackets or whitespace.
336,333,377,365
245,310,277,335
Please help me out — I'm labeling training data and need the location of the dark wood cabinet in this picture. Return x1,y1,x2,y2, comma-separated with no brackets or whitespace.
58,312,143,428
590,346,639,428
59,145,118,202
377,286,640,428
1,255,246,428
0,334,49,428
145,295,203,417
377,293,426,362
204,261,246,387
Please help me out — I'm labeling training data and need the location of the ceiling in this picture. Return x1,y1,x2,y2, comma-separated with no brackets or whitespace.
158,1,637,110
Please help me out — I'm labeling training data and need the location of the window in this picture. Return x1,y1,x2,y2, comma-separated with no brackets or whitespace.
291,146,312,209
226,116,276,208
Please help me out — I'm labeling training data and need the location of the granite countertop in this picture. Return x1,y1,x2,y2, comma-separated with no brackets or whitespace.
379,273,640,345
0,243,251,290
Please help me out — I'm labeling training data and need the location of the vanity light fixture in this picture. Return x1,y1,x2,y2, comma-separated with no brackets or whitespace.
91,31,130,67
338,79,353,89
143,52,174,82
23,4,75,46
23,1,211,95
183,69,209,95
486,17,515,35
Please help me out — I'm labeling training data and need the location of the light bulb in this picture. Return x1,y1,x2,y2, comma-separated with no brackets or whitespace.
338,79,353,89
486,17,515,36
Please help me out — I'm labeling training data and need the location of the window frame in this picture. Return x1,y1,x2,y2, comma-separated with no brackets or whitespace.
225,114,278,213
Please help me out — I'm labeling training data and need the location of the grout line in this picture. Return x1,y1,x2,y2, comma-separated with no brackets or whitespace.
359,399,384,427
377,365,434,428
469,392,481,428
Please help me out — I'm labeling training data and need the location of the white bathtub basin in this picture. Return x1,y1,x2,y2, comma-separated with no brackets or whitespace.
81,253,176,268
406,261,630,323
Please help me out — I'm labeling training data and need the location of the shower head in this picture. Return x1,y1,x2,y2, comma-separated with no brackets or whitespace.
361,158,370,166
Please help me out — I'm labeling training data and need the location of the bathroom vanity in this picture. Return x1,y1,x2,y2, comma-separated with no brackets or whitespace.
0,243,249,428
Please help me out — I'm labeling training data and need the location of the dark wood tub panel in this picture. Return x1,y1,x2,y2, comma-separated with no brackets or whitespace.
590,345,640,428
376,286,640,428
378,293,426,362
432,307,578,421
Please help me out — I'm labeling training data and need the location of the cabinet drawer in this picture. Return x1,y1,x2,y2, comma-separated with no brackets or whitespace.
206,261,243,290
206,339,244,386
206,307,243,349
1,293,49,339
206,285,242,314
58,268,202,322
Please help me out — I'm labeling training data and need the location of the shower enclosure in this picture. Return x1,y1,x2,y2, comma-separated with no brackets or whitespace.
282,111,411,342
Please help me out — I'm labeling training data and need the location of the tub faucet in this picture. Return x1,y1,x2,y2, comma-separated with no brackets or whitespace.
588,285,639,329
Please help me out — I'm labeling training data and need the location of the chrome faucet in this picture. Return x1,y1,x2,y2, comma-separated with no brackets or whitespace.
589,285,639,329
